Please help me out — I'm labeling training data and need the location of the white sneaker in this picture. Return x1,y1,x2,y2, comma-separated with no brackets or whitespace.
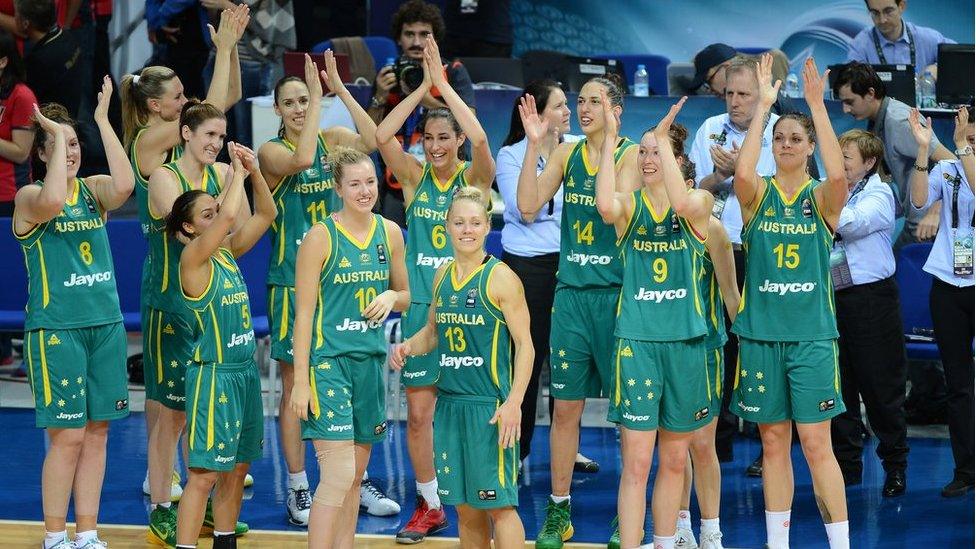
244,473,254,488
286,486,312,526
699,530,725,549
359,478,401,516
73,537,108,548
676,526,699,549
42,538,75,549
142,470,183,502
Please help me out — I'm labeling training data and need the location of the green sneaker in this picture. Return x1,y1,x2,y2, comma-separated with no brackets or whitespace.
147,505,177,548
203,498,250,537
535,499,574,548
607,515,620,549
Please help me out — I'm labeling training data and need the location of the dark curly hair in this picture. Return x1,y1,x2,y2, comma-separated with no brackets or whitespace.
831,62,887,100
391,0,445,44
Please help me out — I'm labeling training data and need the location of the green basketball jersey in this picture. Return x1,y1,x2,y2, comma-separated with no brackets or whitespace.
131,128,184,239
405,162,469,304
699,250,728,350
17,178,122,330
145,161,223,314
312,214,393,360
615,189,706,341
433,256,512,400
558,137,636,290
266,134,342,286
732,177,838,341
185,248,256,365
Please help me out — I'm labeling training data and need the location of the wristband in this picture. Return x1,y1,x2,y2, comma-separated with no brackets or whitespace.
913,164,928,172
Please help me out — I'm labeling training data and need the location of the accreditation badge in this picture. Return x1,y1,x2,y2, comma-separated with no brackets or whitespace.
952,229,973,276
829,246,854,290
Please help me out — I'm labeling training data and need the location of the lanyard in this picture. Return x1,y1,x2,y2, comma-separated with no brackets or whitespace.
872,24,915,67
848,178,868,204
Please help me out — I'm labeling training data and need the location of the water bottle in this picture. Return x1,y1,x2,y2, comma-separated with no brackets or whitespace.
919,70,936,108
385,57,396,69
785,72,800,98
633,64,649,97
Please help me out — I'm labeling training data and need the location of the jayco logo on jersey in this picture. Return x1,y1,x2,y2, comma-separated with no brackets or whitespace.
226,330,255,349
327,424,353,433
633,287,687,302
335,318,384,332
623,412,651,422
416,253,452,268
56,412,84,420
758,280,816,295
438,354,485,369
63,271,112,287
567,252,611,266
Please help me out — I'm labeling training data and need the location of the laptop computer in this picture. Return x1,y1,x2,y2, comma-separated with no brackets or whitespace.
282,52,351,92
829,63,916,107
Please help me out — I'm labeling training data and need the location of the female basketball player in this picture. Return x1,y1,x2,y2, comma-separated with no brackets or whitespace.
289,147,409,548
146,101,251,544
516,75,638,547
731,56,849,549
257,50,379,526
594,94,713,549
375,36,494,542
167,142,275,548
15,82,134,548
390,186,533,548
119,4,249,535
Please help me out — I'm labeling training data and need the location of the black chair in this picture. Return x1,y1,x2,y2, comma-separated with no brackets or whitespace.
459,57,524,88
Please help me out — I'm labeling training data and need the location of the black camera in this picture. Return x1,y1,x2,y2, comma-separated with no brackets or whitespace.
392,56,425,93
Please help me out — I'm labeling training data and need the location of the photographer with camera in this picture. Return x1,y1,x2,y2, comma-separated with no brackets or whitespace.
367,0,476,225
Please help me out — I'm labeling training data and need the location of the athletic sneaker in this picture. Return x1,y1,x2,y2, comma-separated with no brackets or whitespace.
147,504,177,547
203,499,249,536
73,537,108,548
244,473,254,488
535,499,573,549
43,538,75,549
360,478,401,516
395,495,448,544
143,470,183,502
607,515,621,549
573,452,600,473
699,530,725,549
676,526,699,548
286,486,312,526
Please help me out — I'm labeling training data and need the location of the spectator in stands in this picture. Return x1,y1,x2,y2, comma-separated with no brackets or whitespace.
14,0,82,118
908,106,975,497
688,43,738,97
847,0,955,75
0,29,33,216
201,0,295,150
442,0,512,58
144,0,211,99
367,0,475,226
0,1,19,42
829,129,909,498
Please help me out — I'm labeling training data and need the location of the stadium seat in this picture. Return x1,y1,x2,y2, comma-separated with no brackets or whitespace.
736,47,772,55
894,243,940,361
460,57,524,88
594,53,670,96
0,218,27,331
312,36,399,68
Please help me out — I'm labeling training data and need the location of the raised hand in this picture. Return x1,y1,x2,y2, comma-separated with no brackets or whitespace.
600,89,621,141
954,106,971,148
423,36,447,88
233,143,259,174
320,49,344,95
32,103,63,135
908,108,933,148
93,75,112,123
756,53,782,110
518,94,549,144
304,53,323,101
802,57,829,108
654,96,687,140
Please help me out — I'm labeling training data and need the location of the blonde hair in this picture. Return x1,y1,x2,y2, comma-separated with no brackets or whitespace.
838,129,884,175
178,100,226,145
447,186,490,219
119,66,179,149
327,147,374,186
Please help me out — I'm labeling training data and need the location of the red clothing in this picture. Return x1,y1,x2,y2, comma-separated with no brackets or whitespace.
92,0,111,17
0,83,36,201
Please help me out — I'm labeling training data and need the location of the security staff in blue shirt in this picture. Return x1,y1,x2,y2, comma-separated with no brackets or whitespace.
829,130,909,498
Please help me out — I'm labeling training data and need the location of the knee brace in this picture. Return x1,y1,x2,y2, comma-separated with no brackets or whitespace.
312,444,356,507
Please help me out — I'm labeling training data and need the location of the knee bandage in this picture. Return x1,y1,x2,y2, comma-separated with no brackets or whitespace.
312,444,356,507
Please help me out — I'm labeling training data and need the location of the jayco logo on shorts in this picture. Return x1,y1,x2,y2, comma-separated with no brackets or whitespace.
166,394,186,403
403,370,428,379
63,271,112,287
738,401,760,413
56,412,84,420
758,279,816,295
567,252,611,266
416,253,452,269
215,455,236,464
552,383,566,390
327,424,353,433
633,287,687,302
336,318,384,332
623,412,651,422
438,354,484,369
226,330,255,349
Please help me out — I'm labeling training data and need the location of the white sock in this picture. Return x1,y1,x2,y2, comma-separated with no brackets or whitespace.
676,509,692,530
825,520,850,549
652,534,676,549
213,530,234,536
701,517,720,535
152,501,172,511
288,470,308,490
550,493,570,505
74,530,97,545
44,531,67,549
417,479,440,509
766,510,791,549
